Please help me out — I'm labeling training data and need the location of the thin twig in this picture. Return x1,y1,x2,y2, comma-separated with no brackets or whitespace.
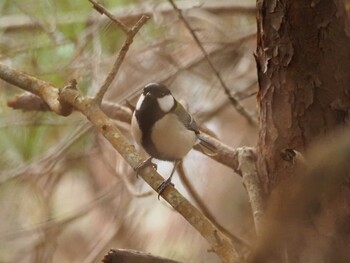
94,14,149,104
90,0,150,105
168,0,257,126
88,0,128,33
177,162,251,250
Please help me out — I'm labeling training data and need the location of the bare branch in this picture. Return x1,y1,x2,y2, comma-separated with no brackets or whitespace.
197,143,265,237
0,63,246,262
7,91,246,173
7,92,133,124
58,85,239,263
237,147,264,236
0,62,264,262
168,0,257,126
0,64,243,262
0,2,258,261
7,92,50,111
193,133,240,172
100,101,133,123
88,0,128,33
177,162,251,251
89,0,150,104
102,249,182,263
94,14,149,104
0,63,69,116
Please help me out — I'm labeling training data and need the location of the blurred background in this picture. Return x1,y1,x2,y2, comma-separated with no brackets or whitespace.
0,0,258,262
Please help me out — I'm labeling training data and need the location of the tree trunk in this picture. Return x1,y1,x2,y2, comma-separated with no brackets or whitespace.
255,0,350,262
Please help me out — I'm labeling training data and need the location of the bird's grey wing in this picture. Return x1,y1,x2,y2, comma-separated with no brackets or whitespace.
174,101,217,153
173,101,200,134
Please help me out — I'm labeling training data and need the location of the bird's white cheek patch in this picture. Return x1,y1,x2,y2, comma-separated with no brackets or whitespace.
135,94,145,111
157,95,174,112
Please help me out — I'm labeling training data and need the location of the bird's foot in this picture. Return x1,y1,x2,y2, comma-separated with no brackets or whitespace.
134,157,157,178
157,177,174,200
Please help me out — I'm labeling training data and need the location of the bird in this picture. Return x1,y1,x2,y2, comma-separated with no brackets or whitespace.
131,82,216,197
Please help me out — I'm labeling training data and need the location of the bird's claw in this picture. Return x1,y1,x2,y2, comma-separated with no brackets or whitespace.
134,158,157,178
157,178,174,200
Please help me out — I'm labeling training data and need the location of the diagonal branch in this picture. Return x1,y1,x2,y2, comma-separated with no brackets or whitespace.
168,0,257,126
59,86,239,263
1,61,266,260
0,62,239,262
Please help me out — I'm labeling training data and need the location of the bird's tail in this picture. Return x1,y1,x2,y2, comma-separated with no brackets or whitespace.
197,133,217,156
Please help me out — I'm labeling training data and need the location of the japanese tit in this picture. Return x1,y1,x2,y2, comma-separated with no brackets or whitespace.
131,82,215,195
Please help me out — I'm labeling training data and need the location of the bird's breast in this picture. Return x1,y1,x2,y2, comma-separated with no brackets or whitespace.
151,113,197,160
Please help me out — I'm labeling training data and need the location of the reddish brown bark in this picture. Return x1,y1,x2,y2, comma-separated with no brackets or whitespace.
256,0,350,193
255,0,350,262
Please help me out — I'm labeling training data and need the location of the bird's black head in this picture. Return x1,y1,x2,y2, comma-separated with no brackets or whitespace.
143,83,171,98
134,82,175,157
